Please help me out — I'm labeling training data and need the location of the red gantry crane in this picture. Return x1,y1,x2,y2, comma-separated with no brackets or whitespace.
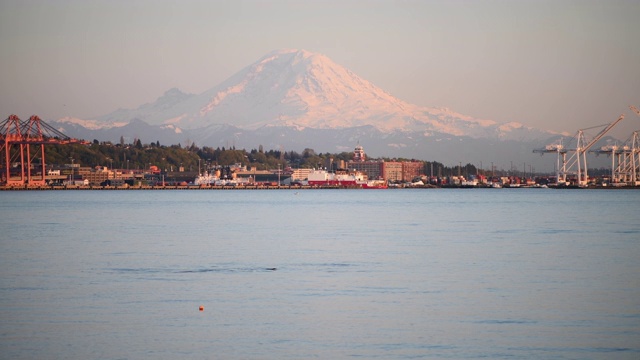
1,115,88,186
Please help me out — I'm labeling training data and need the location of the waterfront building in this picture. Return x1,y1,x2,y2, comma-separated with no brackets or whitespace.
402,161,424,182
353,143,366,162
347,143,425,182
348,161,382,180
382,161,403,182
291,168,313,181
81,166,115,185
347,142,382,180
235,167,290,184
79,166,140,186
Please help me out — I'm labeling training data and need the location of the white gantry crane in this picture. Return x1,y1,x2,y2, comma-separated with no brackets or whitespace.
613,131,639,185
590,106,640,186
533,141,567,184
534,113,625,187
608,106,639,185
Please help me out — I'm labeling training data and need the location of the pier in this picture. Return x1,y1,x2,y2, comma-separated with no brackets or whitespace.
1,183,636,191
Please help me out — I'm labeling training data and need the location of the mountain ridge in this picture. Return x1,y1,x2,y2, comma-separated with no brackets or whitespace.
49,49,605,171
59,49,559,141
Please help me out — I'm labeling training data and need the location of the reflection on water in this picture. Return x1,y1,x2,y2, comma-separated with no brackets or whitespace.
1,189,639,359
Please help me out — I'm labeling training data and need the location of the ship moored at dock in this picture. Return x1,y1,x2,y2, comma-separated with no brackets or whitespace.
306,169,387,189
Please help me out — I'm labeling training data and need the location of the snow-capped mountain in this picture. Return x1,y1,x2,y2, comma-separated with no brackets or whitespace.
51,49,585,170
60,49,552,140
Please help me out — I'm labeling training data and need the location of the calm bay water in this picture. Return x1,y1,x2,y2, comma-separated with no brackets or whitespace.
1,189,639,359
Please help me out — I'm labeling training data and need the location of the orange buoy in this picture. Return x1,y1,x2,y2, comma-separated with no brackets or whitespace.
199,305,204,311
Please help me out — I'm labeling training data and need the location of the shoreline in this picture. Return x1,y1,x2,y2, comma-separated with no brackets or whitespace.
1,184,637,191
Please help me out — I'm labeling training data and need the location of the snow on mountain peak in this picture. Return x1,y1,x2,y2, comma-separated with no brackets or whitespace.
196,48,418,131
56,116,127,130
87,49,552,140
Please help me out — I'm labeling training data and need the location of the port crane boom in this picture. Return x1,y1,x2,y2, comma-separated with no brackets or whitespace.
581,115,625,152
534,113,625,186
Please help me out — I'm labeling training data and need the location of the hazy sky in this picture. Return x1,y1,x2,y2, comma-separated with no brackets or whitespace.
1,0,638,139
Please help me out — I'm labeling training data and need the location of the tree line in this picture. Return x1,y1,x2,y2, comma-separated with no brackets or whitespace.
40,139,494,177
